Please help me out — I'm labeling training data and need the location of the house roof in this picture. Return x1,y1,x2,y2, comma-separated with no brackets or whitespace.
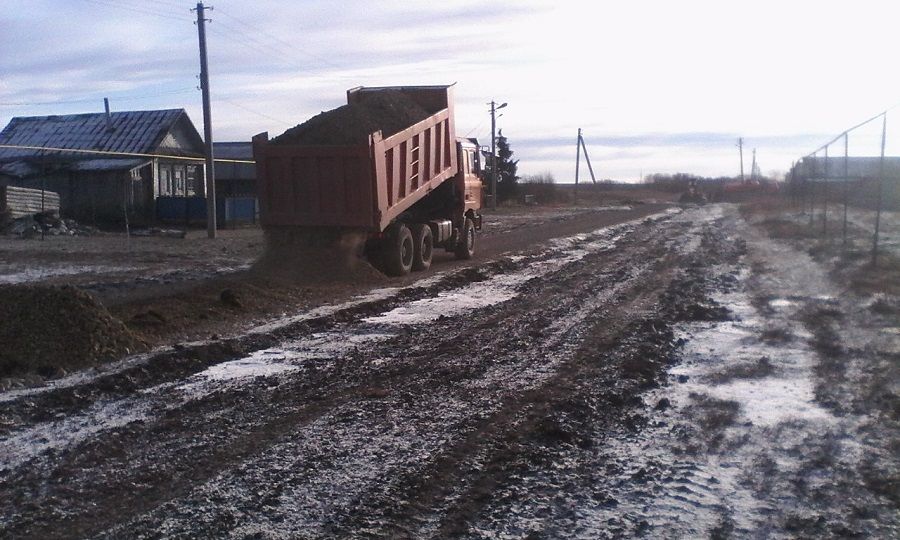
213,141,252,160
0,109,205,164
213,141,256,181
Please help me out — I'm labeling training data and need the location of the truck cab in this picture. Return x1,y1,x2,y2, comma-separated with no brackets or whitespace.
457,137,483,216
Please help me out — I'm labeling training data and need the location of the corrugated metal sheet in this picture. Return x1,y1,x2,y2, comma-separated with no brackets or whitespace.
212,141,251,160
213,141,256,181
0,109,201,161
70,158,149,171
0,160,39,178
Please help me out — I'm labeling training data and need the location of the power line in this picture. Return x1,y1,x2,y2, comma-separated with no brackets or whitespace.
81,0,191,21
146,0,192,10
207,18,352,79
218,97,293,127
214,8,346,72
0,88,197,107
0,143,254,163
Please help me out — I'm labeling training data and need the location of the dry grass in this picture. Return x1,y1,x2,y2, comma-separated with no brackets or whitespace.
686,392,741,434
707,356,776,384
847,254,900,296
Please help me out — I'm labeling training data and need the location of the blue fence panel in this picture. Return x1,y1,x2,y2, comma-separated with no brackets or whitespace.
157,196,258,226
224,197,258,223
156,196,207,223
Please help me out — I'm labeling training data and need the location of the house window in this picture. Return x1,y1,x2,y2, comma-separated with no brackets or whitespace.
159,165,172,196
187,165,199,196
174,167,185,196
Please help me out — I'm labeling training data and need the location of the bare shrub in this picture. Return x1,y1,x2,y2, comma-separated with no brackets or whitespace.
707,356,776,384
520,172,565,204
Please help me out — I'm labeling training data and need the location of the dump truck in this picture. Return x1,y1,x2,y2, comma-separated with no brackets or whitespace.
252,84,483,276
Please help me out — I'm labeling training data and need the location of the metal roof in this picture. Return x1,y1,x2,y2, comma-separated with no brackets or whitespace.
213,142,255,181
70,158,150,171
212,141,252,160
0,109,204,162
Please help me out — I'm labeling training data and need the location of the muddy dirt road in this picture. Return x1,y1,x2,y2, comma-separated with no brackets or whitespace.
1,205,897,538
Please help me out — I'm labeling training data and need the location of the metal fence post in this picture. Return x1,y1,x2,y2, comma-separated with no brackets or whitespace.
842,132,849,245
873,112,887,265
823,145,829,235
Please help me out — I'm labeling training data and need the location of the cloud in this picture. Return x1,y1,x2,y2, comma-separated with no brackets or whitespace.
3,0,899,182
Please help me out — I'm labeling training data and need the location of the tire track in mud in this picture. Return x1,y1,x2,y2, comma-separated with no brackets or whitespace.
1,208,708,538
106,210,705,539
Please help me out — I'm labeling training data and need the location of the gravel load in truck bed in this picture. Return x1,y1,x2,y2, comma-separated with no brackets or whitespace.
271,91,434,146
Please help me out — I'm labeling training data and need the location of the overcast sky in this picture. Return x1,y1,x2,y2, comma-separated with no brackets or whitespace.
3,0,900,182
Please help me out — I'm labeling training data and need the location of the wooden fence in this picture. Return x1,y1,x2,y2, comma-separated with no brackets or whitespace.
0,186,61,218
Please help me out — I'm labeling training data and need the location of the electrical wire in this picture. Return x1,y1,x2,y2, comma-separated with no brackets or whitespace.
0,144,254,164
218,98,293,127
0,88,197,108
214,8,345,72
80,0,191,21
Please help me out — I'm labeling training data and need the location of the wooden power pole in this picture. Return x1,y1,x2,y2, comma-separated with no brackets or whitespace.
195,2,216,238
489,101,506,210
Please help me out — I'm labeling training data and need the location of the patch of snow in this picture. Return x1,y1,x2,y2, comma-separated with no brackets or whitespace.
0,398,152,472
0,263,142,284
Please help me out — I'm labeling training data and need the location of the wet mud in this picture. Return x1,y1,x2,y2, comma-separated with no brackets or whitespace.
1,205,897,538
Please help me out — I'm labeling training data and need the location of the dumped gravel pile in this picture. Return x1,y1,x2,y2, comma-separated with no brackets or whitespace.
253,229,387,285
0,285,146,378
272,91,433,145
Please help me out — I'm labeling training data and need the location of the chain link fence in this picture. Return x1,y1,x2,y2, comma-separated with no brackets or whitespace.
787,110,899,263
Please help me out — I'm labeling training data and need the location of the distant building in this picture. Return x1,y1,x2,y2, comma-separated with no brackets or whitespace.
793,156,900,182
790,156,900,209
212,141,258,225
0,109,205,225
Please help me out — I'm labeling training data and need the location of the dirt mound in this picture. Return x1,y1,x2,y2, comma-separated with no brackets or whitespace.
272,91,433,145
0,285,147,378
252,229,388,285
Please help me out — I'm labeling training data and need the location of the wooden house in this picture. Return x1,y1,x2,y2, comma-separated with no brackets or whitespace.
0,109,205,225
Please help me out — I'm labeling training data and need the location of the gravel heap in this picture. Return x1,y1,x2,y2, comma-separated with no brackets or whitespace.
272,91,433,146
254,229,387,285
0,285,147,378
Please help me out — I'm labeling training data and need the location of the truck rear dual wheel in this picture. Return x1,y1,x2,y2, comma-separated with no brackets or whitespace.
411,224,433,271
383,224,414,276
454,218,476,260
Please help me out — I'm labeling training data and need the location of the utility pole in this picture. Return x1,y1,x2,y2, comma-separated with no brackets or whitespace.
575,128,582,203
489,100,507,210
750,148,758,181
195,2,216,238
737,137,745,182
576,130,597,184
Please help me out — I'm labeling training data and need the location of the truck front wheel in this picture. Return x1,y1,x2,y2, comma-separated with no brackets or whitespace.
383,223,414,276
454,218,476,260
411,224,433,271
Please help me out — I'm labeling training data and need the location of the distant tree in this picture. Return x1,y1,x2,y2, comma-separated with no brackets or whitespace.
484,130,520,202
497,129,519,201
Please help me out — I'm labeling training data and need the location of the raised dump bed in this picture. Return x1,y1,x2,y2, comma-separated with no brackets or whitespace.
253,85,483,276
